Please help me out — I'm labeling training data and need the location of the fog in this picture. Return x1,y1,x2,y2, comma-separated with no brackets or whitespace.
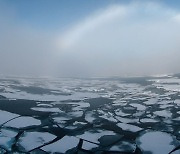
0,1,180,77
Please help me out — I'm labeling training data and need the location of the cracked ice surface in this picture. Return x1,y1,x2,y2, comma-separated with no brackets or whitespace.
136,131,180,154
0,128,18,151
0,110,19,125
117,123,142,132
0,75,179,153
76,129,116,144
41,136,79,153
17,132,56,152
5,117,41,128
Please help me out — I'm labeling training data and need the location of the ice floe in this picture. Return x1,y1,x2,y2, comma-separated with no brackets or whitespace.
76,129,116,144
140,118,158,123
31,107,62,113
68,111,84,118
0,76,180,153
5,117,41,128
17,131,56,152
117,123,142,132
116,116,139,124
81,141,98,150
130,103,146,111
115,109,130,117
37,103,53,107
85,111,96,123
65,121,87,130
42,136,79,153
136,131,180,154
110,141,136,152
143,98,158,105
97,110,117,122
0,128,18,151
174,99,180,106
154,110,172,118
0,110,19,125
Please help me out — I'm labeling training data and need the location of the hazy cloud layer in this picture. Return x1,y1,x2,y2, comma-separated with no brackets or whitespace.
0,5,58,77
0,1,180,77
57,2,180,77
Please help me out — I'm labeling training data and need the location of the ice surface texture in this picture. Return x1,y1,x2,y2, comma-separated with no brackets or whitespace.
0,75,179,153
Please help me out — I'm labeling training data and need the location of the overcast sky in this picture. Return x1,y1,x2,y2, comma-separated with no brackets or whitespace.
0,0,180,77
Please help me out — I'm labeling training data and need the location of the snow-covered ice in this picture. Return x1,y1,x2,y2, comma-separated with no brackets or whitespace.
136,131,180,154
5,117,41,128
18,132,56,151
117,123,142,132
42,136,79,153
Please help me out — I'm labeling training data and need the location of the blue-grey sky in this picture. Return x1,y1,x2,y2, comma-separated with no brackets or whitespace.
1,0,180,31
0,0,180,77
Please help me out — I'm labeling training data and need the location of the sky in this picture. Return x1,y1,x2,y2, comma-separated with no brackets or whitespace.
0,0,180,77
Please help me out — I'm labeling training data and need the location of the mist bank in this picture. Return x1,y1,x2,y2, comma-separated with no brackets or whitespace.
0,1,180,77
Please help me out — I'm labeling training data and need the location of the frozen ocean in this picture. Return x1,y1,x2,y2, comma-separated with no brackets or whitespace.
0,74,179,153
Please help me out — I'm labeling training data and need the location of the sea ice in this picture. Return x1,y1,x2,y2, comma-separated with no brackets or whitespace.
42,136,79,153
98,110,117,122
174,99,180,106
85,111,96,123
136,131,180,154
0,110,19,125
143,98,158,105
117,123,142,132
37,103,53,107
110,141,136,152
154,110,172,118
130,103,146,111
5,116,41,128
82,141,98,150
0,128,18,151
115,109,130,117
18,132,56,152
76,129,116,144
31,107,62,113
115,116,139,124
140,118,158,123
